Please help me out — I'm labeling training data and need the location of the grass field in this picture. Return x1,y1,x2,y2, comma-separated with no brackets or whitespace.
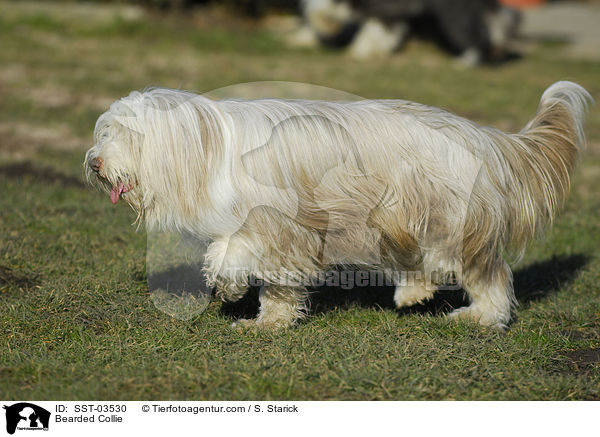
0,1,599,400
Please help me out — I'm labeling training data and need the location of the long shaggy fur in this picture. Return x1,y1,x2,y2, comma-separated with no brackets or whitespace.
85,81,591,330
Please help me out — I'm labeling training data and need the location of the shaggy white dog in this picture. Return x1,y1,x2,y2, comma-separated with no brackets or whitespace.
85,82,591,331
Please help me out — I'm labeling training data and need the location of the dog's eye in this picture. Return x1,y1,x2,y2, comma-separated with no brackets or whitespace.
97,131,110,143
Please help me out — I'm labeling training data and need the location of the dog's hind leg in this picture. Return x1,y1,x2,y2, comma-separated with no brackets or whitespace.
233,285,308,329
449,258,515,331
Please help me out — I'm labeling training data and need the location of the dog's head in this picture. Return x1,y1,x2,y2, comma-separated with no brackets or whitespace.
84,91,145,211
84,89,222,227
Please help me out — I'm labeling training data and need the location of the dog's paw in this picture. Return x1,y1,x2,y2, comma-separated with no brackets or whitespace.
214,279,248,303
231,318,258,330
394,284,434,308
448,306,508,333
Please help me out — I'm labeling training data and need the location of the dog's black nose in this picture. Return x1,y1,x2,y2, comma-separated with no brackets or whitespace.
89,157,103,173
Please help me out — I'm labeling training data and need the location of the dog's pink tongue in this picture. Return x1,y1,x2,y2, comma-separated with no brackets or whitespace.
110,182,124,204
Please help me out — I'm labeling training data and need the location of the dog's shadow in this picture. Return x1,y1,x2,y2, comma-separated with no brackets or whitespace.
0,161,85,188
219,254,588,321
512,253,588,305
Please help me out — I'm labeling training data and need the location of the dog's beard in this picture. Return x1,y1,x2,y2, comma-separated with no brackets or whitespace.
84,157,136,205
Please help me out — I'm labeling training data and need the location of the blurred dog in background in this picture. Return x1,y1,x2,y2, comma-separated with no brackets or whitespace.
293,0,520,64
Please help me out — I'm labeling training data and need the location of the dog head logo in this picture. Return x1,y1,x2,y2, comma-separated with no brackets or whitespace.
3,403,50,435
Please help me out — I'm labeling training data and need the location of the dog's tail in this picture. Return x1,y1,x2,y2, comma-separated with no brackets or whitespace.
499,81,592,256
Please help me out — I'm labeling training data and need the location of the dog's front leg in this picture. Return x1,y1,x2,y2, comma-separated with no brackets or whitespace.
204,237,255,302
213,275,248,302
233,284,308,330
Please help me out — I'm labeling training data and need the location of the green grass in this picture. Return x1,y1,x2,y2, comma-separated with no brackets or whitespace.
1,1,599,400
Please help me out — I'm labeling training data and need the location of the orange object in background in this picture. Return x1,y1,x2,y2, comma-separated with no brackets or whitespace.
500,0,545,9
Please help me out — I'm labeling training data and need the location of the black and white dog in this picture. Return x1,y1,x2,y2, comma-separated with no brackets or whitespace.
295,0,520,64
